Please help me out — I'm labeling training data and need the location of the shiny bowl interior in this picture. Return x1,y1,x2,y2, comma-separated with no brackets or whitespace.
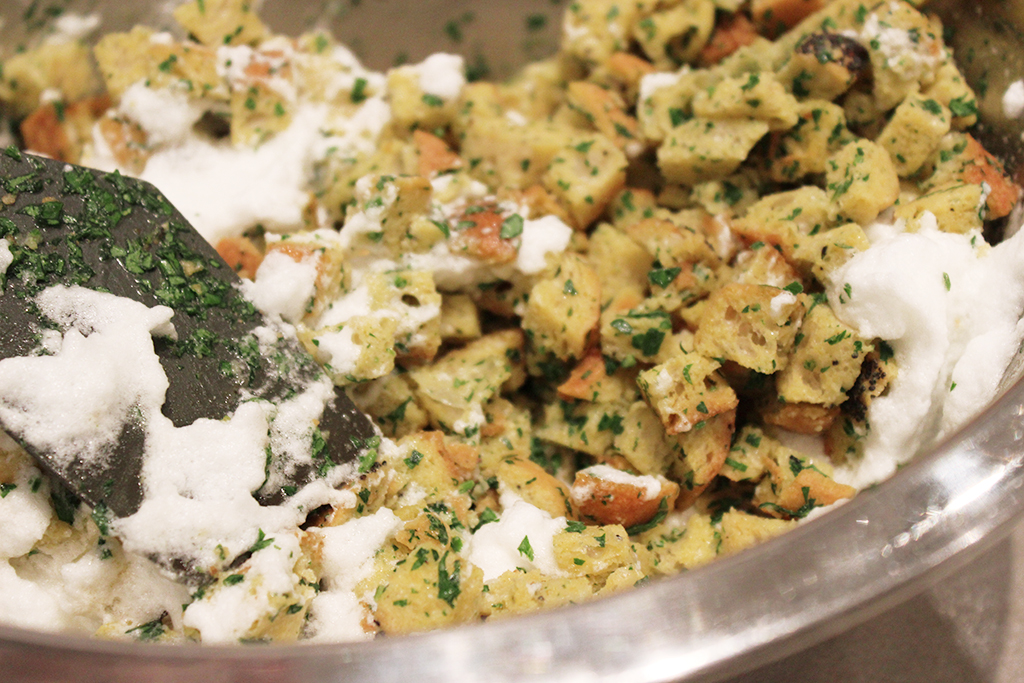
2,1,1024,681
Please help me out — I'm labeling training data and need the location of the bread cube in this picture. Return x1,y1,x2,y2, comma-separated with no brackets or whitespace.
565,81,641,152
264,231,347,320
371,542,483,634
896,184,984,234
791,222,870,281
824,412,868,466
751,0,825,36
460,115,569,191
561,0,643,66
412,129,463,177
215,235,263,280
389,432,473,504
753,446,856,519
657,118,769,186
345,175,436,256
858,1,944,113
481,570,591,618
777,49,858,102
19,95,111,164
611,401,679,476
588,223,654,306
570,466,680,528
718,510,794,555
497,458,576,519
759,399,840,434
95,115,151,174
409,330,525,435
595,51,657,105
1,41,100,117
439,294,482,343
669,409,735,509
778,299,868,405
623,215,718,267
553,524,639,581
387,61,461,131
348,373,429,439
230,80,292,147
477,399,533,472
691,72,799,131
720,424,771,483
173,0,267,46
646,261,722,314
313,136,405,218
522,254,602,361
690,171,760,217
292,32,379,106
365,269,442,363
190,538,316,642
608,188,659,230
698,13,759,67
304,315,398,384
842,89,884,134
694,283,805,374
501,59,570,121
633,511,719,574
93,27,223,101
825,140,900,225
878,94,951,177
920,133,1021,221
766,100,851,182
633,0,716,69
557,351,640,405
410,431,480,483
636,69,707,144
921,60,978,130
636,354,738,434
732,245,802,289
542,134,628,229
535,399,621,458
678,299,709,330
601,307,674,363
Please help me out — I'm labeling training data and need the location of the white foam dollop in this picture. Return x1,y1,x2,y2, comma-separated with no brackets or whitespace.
467,491,565,581
827,212,1024,487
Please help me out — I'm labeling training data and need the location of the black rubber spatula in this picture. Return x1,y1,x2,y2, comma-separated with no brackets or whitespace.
0,149,374,540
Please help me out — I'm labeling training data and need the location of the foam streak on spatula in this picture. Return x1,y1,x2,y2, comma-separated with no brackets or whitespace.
0,149,375,581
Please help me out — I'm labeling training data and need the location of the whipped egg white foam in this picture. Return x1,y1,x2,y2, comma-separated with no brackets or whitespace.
0,285,357,574
827,211,1024,487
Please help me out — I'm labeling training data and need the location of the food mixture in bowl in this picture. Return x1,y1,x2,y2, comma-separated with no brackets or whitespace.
1,0,1023,645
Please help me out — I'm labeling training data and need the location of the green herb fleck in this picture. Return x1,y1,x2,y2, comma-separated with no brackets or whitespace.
648,265,681,288
625,497,668,535
248,528,274,554
351,77,369,103
126,617,165,641
517,535,534,561
404,449,424,469
500,213,524,239
948,96,978,118
437,552,461,607
223,573,245,586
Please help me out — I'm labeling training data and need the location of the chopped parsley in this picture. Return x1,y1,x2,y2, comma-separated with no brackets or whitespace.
499,213,524,239
437,552,461,607
517,535,534,561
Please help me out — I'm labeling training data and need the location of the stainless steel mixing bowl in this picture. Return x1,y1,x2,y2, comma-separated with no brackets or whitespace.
2,1,1024,681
